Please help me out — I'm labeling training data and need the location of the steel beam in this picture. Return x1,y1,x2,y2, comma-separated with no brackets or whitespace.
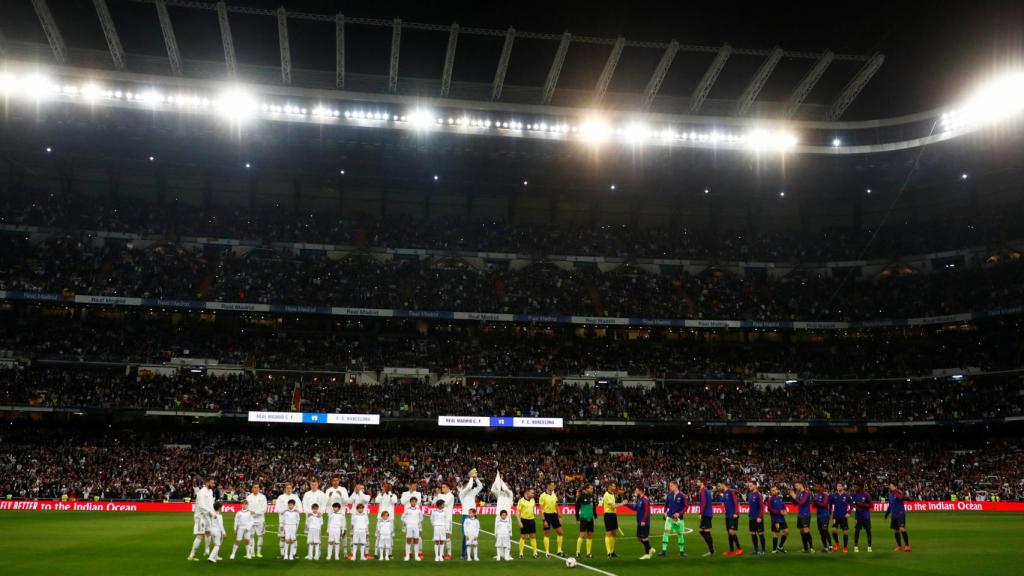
92,0,126,70
387,18,402,93
735,46,782,116
491,27,515,101
30,0,67,65
335,13,345,88
540,31,572,105
440,23,460,97
826,53,885,120
154,0,182,76
216,1,237,79
277,7,291,85
689,44,732,112
784,50,833,118
639,40,678,111
592,36,625,105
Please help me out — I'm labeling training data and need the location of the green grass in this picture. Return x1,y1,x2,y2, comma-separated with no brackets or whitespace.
0,512,1019,575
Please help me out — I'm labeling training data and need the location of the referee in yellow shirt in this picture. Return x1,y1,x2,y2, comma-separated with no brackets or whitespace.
516,488,539,559
602,482,625,558
540,482,564,556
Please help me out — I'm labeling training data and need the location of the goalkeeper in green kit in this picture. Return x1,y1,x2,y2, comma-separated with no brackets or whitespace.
659,480,689,557
574,484,597,558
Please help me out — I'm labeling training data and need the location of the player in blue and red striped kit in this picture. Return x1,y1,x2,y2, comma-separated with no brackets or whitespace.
696,480,715,556
717,482,743,556
746,482,766,556
829,483,853,553
625,486,653,560
853,482,873,552
885,482,911,552
767,487,789,554
812,483,833,552
790,482,814,553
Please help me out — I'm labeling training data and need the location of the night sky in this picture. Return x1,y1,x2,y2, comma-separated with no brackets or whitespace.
1,0,1022,119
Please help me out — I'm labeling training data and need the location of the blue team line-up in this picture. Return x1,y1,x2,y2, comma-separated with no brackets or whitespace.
1,289,1022,332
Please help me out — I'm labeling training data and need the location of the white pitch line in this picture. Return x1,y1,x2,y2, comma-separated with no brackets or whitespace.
453,520,620,576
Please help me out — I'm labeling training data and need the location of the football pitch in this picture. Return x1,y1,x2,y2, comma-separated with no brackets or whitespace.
0,512,1019,575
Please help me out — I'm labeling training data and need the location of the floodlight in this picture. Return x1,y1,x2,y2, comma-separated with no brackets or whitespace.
579,117,612,143
216,89,257,121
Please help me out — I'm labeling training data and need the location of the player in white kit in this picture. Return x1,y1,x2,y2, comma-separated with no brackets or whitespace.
431,498,450,561
458,472,484,559
306,503,323,560
402,496,424,561
491,472,515,558
280,499,301,560
351,502,371,560
326,502,344,560
325,477,350,552
301,480,328,559
374,483,398,558
463,508,482,561
376,510,395,560
245,483,268,558
438,484,456,559
207,502,226,563
230,499,254,560
187,478,216,561
274,483,302,558
495,509,514,561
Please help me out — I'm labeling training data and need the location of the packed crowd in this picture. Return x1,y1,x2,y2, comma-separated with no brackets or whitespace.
2,427,1020,503
2,365,1020,422
3,193,1022,262
2,314,1022,378
2,235,1024,321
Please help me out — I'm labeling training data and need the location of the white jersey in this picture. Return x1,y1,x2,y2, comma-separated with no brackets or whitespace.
280,509,301,528
233,510,254,535
275,492,302,515
302,489,328,517
495,517,512,545
375,492,398,518
305,512,321,537
402,506,423,536
325,486,349,509
430,508,449,536
493,484,514,516
458,478,484,513
210,512,225,538
463,517,481,543
194,486,215,519
351,511,370,534
376,518,394,541
349,490,371,513
327,510,344,532
400,490,423,508
245,493,267,520
438,493,455,522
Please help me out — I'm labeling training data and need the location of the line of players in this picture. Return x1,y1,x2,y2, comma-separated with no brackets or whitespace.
186,474,912,563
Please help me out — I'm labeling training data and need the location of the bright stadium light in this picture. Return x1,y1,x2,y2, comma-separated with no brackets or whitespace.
746,129,798,152
832,138,842,147
959,72,1024,126
80,83,102,102
623,123,652,144
23,74,58,99
408,109,434,128
579,116,613,144
0,73,17,94
215,89,257,121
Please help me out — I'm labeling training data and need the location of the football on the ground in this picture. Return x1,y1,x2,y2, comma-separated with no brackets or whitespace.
565,556,577,568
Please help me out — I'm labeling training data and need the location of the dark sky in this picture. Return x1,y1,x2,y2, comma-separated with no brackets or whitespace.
3,0,1023,119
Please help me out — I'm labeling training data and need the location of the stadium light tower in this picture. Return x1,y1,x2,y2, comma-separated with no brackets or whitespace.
942,71,1024,132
